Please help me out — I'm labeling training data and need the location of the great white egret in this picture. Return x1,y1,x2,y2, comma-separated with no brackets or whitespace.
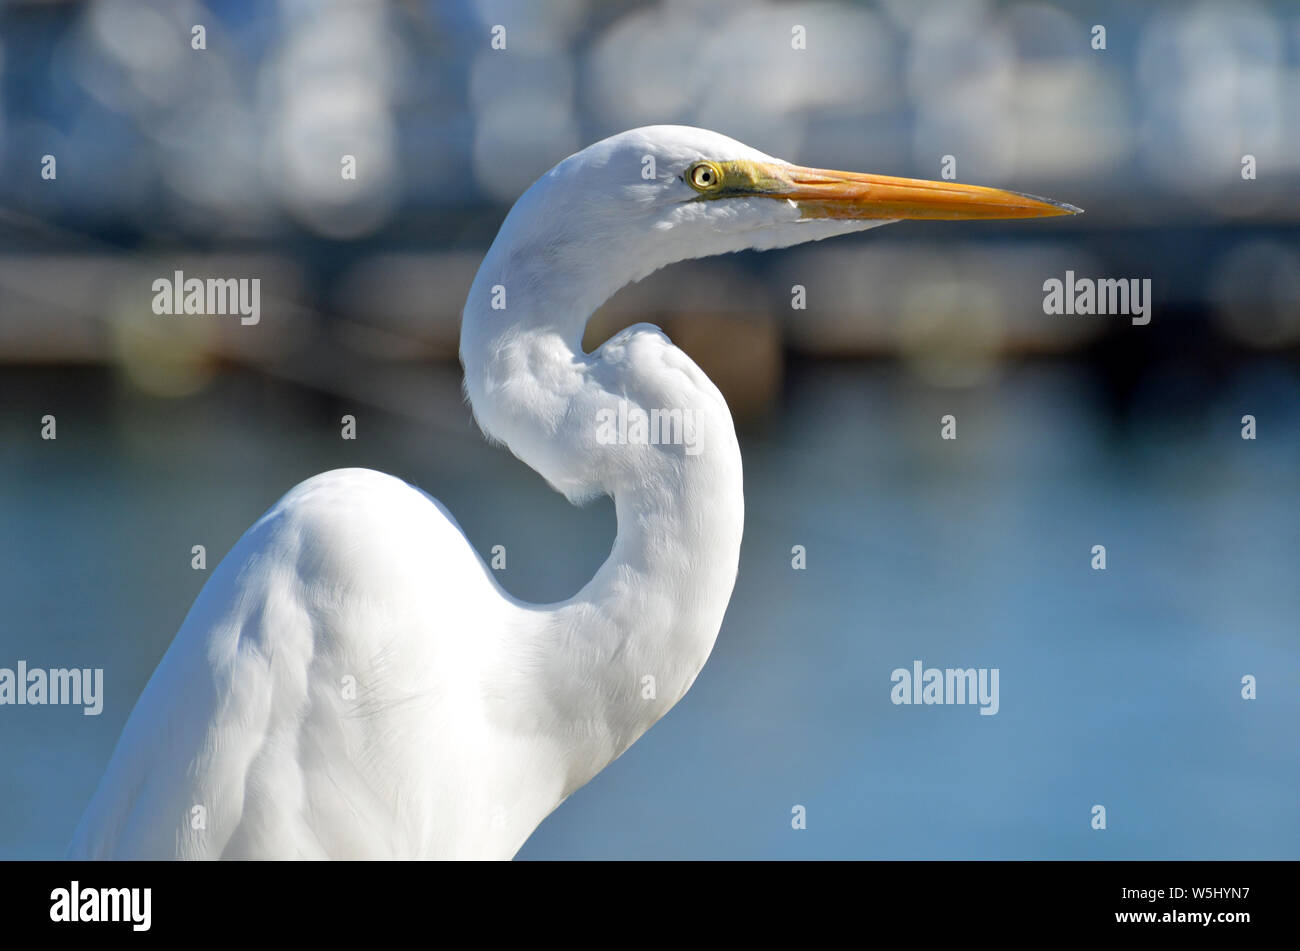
68,126,1077,859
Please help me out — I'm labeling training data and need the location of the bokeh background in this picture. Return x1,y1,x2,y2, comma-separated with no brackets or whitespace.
1,0,1297,859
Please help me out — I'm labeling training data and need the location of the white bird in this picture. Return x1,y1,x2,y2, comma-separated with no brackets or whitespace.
68,126,1076,859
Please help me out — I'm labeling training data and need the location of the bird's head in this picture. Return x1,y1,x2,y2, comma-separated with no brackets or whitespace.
499,125,1081,295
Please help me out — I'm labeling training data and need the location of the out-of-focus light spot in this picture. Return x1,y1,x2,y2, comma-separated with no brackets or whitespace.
908,3,1016,179
262,2,403,237
469,48,578,199
77,0,214,114
155,102,272,234
270,100,400,238
1004,3,1129,179
473,94,578,201
470,52,574,114
471,0,584,54
1137,1,1291,200
104,254,308,391
90,0,182,75
584,5,719,129
586,1,892,161
880,0,987,32
695,2,894,158
109,284,218,399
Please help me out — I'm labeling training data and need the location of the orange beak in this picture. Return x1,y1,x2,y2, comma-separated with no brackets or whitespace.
772,164,1081,221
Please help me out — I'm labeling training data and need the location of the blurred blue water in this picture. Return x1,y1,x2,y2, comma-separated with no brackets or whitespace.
1,361,1296,859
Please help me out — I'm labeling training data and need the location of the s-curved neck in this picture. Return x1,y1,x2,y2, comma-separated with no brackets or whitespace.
460,232,744,796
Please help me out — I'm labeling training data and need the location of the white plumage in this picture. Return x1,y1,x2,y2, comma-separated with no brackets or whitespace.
69,126,1073,859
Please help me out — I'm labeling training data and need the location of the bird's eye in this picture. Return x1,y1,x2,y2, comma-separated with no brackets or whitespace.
688,162,722,191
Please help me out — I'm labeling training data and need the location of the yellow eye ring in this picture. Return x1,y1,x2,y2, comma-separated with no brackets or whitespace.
688,162,723,191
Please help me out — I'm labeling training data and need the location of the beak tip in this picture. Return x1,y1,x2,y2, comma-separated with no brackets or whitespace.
1015,190,1083,217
